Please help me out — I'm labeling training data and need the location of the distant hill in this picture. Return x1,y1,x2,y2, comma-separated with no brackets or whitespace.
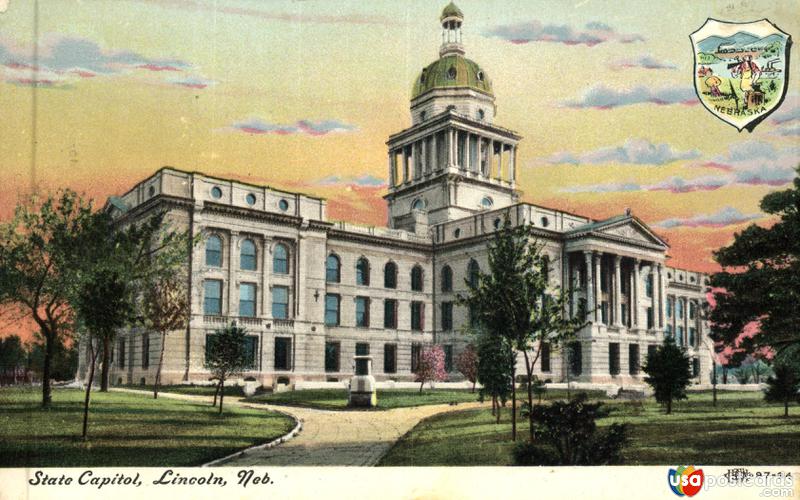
697,52,723,64
697,31,786,53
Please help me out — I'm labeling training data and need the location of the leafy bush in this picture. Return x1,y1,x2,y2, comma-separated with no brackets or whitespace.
512,393,627,466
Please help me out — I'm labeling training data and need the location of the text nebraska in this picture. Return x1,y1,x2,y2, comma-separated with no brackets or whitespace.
153,469,227,486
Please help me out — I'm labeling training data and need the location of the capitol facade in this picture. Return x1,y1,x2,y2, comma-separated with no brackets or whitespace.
80,3,712,388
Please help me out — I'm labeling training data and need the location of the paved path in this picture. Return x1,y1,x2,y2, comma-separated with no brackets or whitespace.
113,388,485,466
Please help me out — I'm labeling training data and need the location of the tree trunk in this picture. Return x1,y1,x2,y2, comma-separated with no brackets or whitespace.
471,380,476,393
491,395,496,416
511,361,517,442
100,337,110,392
712,362,718,407
722,367,728,384
785,399,789,418
212,380,220,407
666,398,672,415
42,330,54,408
523,351,534,444
82,341,98,440
218,379,225,415
419,379,424,394
496,398,501,424
153,331,167,399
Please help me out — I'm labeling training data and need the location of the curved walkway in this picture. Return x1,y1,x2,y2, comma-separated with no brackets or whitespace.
112,388,485,466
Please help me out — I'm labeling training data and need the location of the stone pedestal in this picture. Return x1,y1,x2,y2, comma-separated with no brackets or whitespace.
348,356,377,407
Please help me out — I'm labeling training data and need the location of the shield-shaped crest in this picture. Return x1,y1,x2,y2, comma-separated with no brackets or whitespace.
691,19,792,132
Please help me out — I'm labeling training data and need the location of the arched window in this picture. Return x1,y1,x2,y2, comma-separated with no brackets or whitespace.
541,255,550,282
411,265,424,292
273,243,289,274
326,254,340,283
356,257,370,286
411,198,425,211
384,262,397,289
467,259,480,288
240,239,257,271
205,235,222,267
441,265,453,292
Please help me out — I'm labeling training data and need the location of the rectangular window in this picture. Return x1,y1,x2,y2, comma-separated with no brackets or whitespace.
645,274,653,298
274,337,291,370
384,344,397,374
646,307,654,329
677,299,685,319
541,342,551,372
629,344,640,375
568,341,581,376
356,342,370,356
118,339,126,369
609,342,620,375
647,344,658,361
444,345,453,373
620,303,628,326
667,297,674,318
666,324,674,339
411,301,424,331
355,296,370,327
244,335,258,370
677,326,685,346
689,302,697,320
469,304,479,327
142,334,150,369
689,327,697,347
441,302,453,331
383,299,397,329
203,279,222,316
601,301,609,324
239,282,257,317
272,286,289,319
325,341,340,373
325,294,340,327
692,357,700,378
411,343,421,373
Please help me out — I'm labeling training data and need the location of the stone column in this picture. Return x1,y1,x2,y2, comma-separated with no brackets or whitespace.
584,251,594,323
510,145,517,183
594,252,602,323
403,146,410,184
228,231,238,318
496,143,504,182
632,258,640,328
464,133,471,173
262,237,272,317
571,255,580,318
432,134,438,172
489,139,495,179
613,255,622,327
388,152,396,187
657,264,666,329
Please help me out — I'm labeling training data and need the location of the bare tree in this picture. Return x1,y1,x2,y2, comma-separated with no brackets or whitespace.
142,274,189,399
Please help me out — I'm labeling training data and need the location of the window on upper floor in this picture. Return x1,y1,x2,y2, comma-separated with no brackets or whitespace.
273,243,289,274
355,296,370,327
467,259,480,288
326,254,340,283
411,265,424,292
203,279,222,316
325,294,340,327
441,265,453,292
411,301,424,331
356,257,370,286
384,262,398,289
206,235,222,267
384,299,397,329
239,282,256,317
240,239,257,271
272,285,289,319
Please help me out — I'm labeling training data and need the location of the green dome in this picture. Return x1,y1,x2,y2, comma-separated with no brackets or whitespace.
440,2,463,20
412,54,493,100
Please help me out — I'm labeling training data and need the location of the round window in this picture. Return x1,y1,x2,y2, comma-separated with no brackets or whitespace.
148,186,155,197
210,186,223,199
420,111,427,121
411,198,426,211
480,197,493,209
540,216,550,228
453,228,461,238
478,109,485,120
447,66,457,80
477,71,484,82
278,199,289,212
246,193,257,206
493,218,501,229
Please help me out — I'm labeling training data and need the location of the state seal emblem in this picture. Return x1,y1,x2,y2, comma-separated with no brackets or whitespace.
691,19,791,132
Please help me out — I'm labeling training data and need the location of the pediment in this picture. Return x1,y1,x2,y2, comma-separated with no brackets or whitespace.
569,216,668,249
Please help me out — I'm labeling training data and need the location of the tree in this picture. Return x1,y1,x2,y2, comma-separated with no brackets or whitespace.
642,338,693,414
461,215,585,442
512,393,627,465
764,360,800,417
142,274,189,399
415,344,447,393
710,173,800,366
474,327,514,423
0,335,28,384
0,190,95,407
205,324,250,415
27,335,77,382
454,343,478,393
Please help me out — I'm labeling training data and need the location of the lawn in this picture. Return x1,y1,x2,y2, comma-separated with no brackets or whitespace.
123,383,252,398
0,387,295,467
379,391,800,465
247,387,606,411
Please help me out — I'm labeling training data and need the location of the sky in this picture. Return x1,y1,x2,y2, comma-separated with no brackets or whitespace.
0,0,798,281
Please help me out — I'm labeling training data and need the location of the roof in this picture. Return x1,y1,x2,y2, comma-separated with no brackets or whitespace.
412,54,493,99
440,2,463,20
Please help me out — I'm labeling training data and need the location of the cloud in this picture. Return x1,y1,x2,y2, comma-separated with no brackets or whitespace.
226,117,357,136
770,98,799,125
543,138,700,166
564,84,696,109
562,140,798,193
611,54,677,70
315,175,385,187
167,75,217,89
484,20,643,46
0,34,210,89
771,122,800,137
655,207,762,229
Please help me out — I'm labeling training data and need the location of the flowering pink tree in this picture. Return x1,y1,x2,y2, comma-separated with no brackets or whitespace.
455,344,478,393
415,344,447,393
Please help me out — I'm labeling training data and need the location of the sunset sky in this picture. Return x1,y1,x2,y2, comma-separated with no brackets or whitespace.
1,0,798,281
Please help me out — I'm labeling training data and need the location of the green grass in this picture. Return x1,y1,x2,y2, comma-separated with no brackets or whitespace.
247,387,606,411
123,383,251,398
0,387,295,467
379,391,800,466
